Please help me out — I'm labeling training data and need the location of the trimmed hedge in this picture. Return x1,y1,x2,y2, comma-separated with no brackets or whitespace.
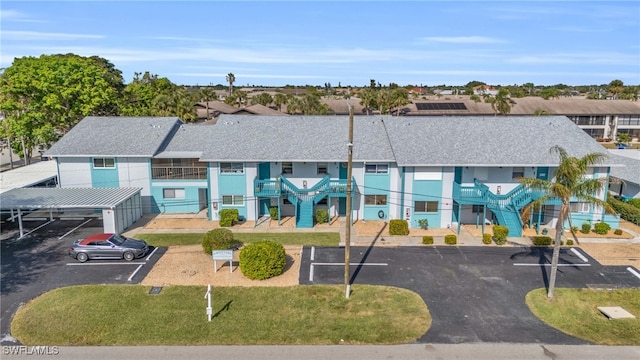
315,208,329,224
239,240,287,280
482,233,493,245
493,226,509,245
389,219,409,235
422,236,434,245
202,228,241,254
269,206,279,219
219,208,239,227
566,239,574,246
593,222,611,235
608,197,640,226
531,236,552,246
581,223,591,234
444,234,457,245
627,198,640,209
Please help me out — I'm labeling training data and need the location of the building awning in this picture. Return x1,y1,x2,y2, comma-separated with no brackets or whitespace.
0,187,142,210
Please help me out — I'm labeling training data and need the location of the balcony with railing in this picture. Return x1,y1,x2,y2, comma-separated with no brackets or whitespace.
151,166,208,180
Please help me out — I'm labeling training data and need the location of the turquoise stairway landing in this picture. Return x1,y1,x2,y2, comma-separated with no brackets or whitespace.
296,201,314,228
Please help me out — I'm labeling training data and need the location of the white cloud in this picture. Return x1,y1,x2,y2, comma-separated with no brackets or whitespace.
0,9,42,23
3,30,104,41
422,36,506,44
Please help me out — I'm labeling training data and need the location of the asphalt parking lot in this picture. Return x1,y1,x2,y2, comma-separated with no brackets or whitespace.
300,245,640,344
0,217,165,345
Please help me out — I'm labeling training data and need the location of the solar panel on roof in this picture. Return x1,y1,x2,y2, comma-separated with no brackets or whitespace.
416,103,468,111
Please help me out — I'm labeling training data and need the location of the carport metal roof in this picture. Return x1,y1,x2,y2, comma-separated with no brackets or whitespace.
0,187,142,210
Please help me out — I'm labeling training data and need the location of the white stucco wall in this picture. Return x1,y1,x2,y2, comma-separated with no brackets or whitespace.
57,157,91,187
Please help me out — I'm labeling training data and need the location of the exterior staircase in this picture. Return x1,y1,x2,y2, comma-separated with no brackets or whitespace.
255,175,355,228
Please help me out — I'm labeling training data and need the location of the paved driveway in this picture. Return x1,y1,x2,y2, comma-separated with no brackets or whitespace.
299,245,640,344
0,218,165,345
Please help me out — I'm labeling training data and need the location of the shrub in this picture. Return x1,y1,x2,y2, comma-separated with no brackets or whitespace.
422,236,434,245
493,226,509,245
531,236,552,246
219,208,239,227
269,206,279,219
593,222,611,235
389,219,409,235
614,229,623,235
566,239,574,246
315,208,329,224
482,233,492,245
202,228,241,254
418,219,429,230
581,223,591,234
571,226,579,234
608,197,640,226
239,240,287,280
444,234,457,245
627,198,640,209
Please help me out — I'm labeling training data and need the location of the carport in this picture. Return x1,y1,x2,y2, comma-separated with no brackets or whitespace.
0,187,143,238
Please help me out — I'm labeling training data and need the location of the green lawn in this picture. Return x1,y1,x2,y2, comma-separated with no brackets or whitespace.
12,285,430,345
137,232,340,247
526,288,640,345
600,142,640,149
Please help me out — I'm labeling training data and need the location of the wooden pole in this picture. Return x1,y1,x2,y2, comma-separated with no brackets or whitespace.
345,103,354,299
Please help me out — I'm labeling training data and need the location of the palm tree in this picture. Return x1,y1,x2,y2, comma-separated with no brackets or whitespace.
197,88,216,120
359,87,377,115
273,93,288,112
226,73,235,95
520,146,616,299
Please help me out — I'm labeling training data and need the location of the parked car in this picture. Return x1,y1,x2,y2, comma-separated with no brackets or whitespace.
69,233,149,262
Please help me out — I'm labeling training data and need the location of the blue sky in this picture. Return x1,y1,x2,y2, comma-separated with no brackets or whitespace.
1,1,639,87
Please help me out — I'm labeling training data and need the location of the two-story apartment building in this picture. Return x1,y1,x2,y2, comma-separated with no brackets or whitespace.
45,115,621,237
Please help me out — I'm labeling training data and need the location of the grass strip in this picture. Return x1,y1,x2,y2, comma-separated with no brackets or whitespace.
137,232,340,247
526,288,640,345
12,284,430,345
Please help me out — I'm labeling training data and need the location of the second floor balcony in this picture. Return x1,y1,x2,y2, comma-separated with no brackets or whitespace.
151,166,207,180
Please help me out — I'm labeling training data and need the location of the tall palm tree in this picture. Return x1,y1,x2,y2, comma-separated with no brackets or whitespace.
359,87,377,115
197,88,216,120
226,73,235,95
520,146,616,299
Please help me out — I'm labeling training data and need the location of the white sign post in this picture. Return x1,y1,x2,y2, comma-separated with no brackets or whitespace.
212,250,234,273
204,284,212,322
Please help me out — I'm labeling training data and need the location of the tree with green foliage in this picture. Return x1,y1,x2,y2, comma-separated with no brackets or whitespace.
0,54,124,164
520,146,615,299
252,92,273,106
359,87,377,115
608,79,624,100
226,73,235,95
197,87,217,120
483,88,515,115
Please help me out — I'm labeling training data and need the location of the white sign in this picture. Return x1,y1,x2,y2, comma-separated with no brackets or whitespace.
212,250,234,273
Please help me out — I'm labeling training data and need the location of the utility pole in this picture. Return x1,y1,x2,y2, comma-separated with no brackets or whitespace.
344,102,354,299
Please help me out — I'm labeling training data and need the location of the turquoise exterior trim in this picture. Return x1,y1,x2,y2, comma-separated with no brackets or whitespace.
363,166,390,220
410,169,443,228
207,164,213,220
218,165,248,219
90,158,119,188
150,182,203,213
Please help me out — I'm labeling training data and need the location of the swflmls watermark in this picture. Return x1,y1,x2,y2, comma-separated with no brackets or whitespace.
3,346,60,356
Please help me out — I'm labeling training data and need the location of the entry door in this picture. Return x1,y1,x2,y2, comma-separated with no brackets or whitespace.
338,163,348,215
198,188,208,211
258,163,271,216
536,167,549,181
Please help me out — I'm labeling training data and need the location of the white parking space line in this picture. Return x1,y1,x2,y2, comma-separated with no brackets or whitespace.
22,220,54,238
310,246,315,261
513,263,591,267
66,262,146,266
128,264,144,281
570,248,589,263
309,262,388,282
58,219,93,240
627,267,640,280
146,247,159,261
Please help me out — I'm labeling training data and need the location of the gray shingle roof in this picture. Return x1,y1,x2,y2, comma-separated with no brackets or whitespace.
608,154,640,185
384,115,618,166
0,187,142,209
46,117,183,157
166,115,395,162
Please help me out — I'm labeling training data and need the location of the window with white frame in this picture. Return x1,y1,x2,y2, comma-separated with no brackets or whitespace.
415,201,438,212
365,163,388,174
222,195,244,206
570,202,590,213
163,188,185,199
364,195,387,205
317,162,328,175
282,162,293,174
512,167,525,180
220,162,244,174
93,158,115,168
